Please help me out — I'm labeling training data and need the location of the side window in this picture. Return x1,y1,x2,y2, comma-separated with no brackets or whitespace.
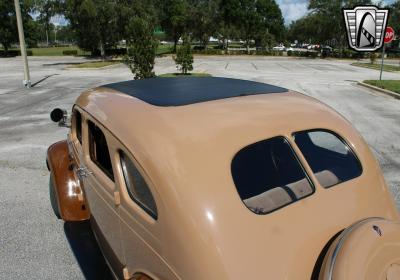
293,130,362,188
88,120,114,181
120,151,157,219
74,110,82,144
231,136,314,215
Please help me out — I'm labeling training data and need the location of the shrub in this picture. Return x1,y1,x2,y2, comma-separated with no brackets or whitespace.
369,52,377,64
307,51,318,58
287,50,292,56
387,52,400,58
351,51,364,59
205,49,222,55
174,35,193,74
91,48,127,57
192,45,205,51
255,50,271,56
124,17,158,80
0,49,32,57
62,50,78,56
340,49,352,58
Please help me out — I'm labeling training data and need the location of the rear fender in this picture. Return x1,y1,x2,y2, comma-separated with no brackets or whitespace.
47,140,90,221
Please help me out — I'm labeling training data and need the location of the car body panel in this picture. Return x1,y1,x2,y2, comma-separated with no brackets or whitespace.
52,82,399,279
47,140,90,221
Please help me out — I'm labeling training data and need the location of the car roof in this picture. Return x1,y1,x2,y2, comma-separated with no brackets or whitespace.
101,77,288,106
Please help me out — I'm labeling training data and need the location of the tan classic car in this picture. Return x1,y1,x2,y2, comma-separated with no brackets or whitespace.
47,77,400,280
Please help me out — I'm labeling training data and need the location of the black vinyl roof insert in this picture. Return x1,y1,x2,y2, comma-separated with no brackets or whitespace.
102,77,288,107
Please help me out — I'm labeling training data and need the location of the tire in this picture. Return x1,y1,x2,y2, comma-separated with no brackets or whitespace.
319,218,400,280
49,175,61,219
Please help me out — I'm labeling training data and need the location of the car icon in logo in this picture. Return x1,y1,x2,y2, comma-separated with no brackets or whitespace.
343,6,389,52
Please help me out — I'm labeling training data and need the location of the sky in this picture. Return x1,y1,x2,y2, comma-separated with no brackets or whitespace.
277,0,396,25
46,0,397,27
277,0,309,24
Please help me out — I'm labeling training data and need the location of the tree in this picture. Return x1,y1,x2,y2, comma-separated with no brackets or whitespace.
219,0,284,53
174,34,193,74
307,0,372,48
33,0,62,45
158,0,189,52
65,0,118,57
0,0,38,55
254,0,285,48
125,16,158,79
287,14,323,44
219,0,242,51
0,1,18,54
388,1,400,34
187,0,220,48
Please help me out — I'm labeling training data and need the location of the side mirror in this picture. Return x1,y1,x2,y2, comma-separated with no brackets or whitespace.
50,108,70,127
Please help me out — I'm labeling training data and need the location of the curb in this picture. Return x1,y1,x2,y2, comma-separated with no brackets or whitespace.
65,62,122,70
357,82,400,100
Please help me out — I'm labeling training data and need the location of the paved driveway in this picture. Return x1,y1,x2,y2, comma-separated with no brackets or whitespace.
0,56,399,279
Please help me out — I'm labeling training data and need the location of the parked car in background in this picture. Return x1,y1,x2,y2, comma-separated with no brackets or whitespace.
273,45,286,51
47,77,400,280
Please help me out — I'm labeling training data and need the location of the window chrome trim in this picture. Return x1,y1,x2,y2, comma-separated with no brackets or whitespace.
119,151,158,220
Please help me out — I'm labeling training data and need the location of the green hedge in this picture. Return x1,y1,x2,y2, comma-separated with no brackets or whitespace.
91,48,127,56
0,49,33,57
192,49,223,55
62,50,78,56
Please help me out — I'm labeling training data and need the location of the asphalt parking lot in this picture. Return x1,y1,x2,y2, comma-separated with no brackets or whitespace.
1,55,399,279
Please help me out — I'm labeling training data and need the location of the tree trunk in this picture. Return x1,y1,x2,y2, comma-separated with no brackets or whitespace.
4,45,8,56
46,29,49,46
225,39,229,55
100,40,105,60
173,36,178,53
246,40,250,55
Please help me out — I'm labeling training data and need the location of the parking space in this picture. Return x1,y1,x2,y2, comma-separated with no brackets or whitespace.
1,56,399,279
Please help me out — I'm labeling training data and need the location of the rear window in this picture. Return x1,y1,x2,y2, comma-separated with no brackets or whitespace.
293,130,362,188
231,136,314,215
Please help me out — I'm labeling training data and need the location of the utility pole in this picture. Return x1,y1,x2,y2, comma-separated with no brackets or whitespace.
14,0,31,88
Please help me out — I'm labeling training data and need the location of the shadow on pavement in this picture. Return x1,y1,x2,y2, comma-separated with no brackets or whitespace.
31,74,60,87
64,221,113,280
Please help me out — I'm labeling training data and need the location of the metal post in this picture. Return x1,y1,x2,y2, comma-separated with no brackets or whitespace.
14,0,31,88
379,44,385,81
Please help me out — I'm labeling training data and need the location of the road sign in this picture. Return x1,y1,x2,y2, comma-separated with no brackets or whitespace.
384,26,395,43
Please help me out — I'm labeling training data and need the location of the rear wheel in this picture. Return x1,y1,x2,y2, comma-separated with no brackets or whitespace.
319,218,400,280
49,175,61,219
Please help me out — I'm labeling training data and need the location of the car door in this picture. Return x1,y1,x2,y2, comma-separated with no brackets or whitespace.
114,146,177,279
80,115,125,277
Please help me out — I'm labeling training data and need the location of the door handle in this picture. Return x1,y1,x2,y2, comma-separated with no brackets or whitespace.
76,166,93,179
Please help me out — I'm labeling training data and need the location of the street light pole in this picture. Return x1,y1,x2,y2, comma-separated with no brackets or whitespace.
14,0,31,88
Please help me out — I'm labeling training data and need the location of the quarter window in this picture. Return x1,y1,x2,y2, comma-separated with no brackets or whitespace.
293,130,362,188
120,152,157,219
231,136,314,215
75,110,82,144
88,120,114,181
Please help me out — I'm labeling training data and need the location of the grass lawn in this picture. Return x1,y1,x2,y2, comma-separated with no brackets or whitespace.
29,46,90,56
158,72,211,78
156,44,173,55
352,62,400,72
363,80,400,94
68,60,121,68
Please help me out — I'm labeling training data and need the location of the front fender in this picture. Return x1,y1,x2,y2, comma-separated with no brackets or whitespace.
47,140,90,221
